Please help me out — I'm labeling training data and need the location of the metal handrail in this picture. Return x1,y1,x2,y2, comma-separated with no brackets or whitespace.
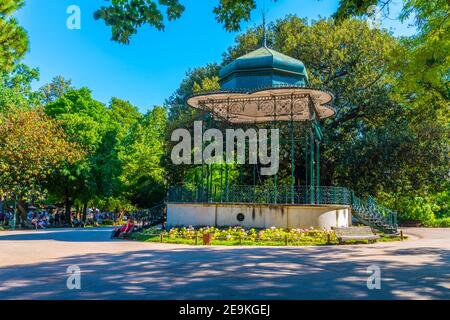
167,185,352,205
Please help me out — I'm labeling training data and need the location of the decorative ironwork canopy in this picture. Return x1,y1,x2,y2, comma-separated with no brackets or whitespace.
187,87,334,124
187,38,334,124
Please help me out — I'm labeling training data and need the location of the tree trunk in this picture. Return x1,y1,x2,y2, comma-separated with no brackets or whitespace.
82,202,88,223
17,200,27,227
64,193,72,225
0,192,4,216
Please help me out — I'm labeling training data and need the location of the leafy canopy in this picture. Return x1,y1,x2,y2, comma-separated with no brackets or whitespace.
119,106,167,207
94,0,277,44
0,0,28,71
0,63,40,112
0,108,83,200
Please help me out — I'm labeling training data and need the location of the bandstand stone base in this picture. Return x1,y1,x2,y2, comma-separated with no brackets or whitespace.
166,203,352,229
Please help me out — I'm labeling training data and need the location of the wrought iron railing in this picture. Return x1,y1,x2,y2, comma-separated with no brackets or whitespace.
167,185,352,205
132,202,166,229
166,185,398,233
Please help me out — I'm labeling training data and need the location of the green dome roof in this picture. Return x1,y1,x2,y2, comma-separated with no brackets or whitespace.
219,46,309,90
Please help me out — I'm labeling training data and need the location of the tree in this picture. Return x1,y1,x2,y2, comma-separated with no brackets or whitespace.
163,65,221,186
166,64,219,123
108,97,142,139
335,0,449,105
0,62,40,217
44,90,147,220
0,63,40,112
39,76,73,104
165,16,449,221
45,88,112,222
119,106,167,208
94,0,277,44
334,0,449,221
88,98,142,217
0,0,28,71
0,108,83,224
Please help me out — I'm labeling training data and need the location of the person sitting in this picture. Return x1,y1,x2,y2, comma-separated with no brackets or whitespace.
40,215,49,228
31,215,46,229
38,217,47,229
111,218,135,239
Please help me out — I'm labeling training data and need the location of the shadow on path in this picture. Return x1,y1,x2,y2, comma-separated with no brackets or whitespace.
0,244,449,300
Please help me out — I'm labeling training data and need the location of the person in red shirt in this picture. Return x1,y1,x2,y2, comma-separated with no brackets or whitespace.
111,218,134,239
120,218,134,233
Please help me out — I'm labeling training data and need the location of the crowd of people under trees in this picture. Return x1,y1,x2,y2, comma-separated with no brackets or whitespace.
0,206,133,229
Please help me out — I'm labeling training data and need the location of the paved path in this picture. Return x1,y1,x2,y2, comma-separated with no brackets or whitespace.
0,227,449,299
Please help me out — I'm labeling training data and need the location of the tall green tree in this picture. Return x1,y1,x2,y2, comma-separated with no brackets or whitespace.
166,64,220,123
334,0,449,107
108,97,143,139
45,88,111,221
0,108,83,224
45,91,146,220
334,0,449,221
0,0,28,72
119,106,167,208
164,65,221,186
0,62,40,216
0,63,40,111
87,98,142,215
39,76,73,104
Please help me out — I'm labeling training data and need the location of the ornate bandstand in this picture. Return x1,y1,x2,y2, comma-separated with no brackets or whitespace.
165,31,398,233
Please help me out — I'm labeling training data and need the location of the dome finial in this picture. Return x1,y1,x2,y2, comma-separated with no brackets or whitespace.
261,9,267,47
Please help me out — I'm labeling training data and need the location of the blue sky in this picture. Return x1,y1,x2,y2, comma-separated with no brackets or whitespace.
16,0,416,113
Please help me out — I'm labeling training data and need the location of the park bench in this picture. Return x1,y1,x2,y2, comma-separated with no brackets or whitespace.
333,226,379,244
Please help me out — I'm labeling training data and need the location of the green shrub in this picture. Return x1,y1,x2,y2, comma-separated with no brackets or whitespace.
379,193,437,224
379,190,450,225
434,190,450,218
399,196,437,224
426,217,450,228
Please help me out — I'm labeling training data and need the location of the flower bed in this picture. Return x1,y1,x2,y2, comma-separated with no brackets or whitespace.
130,226,339,246
127,225,404,246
